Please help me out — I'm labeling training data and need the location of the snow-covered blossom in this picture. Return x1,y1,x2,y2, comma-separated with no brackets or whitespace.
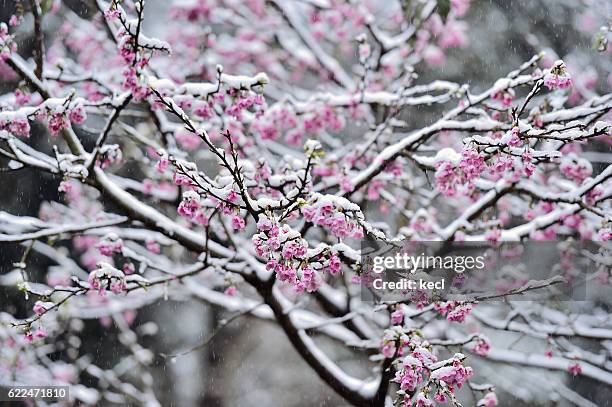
33,301,54,316
97,233,123,256
434,301,474,323
88,262,127,295
471,336,491,356
477,392,498,407
544,60,572,90
178,190,201,218
430,355,473,390
568,362,582,376
301,194,363,238
560,154,592,183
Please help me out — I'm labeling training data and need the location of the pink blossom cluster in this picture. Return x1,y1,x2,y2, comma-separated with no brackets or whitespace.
544,60,572,90
88,262,127,295
430,355,474,390
177,190,211,226
560,154,593,183
253,216,326,293
544,71,572,90
97,144,123,169
568,362,582,376
385,330,438,390
34,101,88,136
226,93,265,119
0,115,30,137
471,336,491,356
0,22,17,60
491,87,515,107
24,327,47,342
301,197,363,238
381,328,477,405
308,4,367,43
434,301,473,323
170,0,216,22
97,234,124,256
435,148,486,196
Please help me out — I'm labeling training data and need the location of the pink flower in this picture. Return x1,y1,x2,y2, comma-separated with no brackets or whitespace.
194,102,213,119
122,263,135,275
478,392,498,407
340,177,353,193
358,42,371,59
381,342,396,358
176,130,202,150
506,127,522,147
47,112,68,136
435,161,460,196
598,228,612,241
300,266,322,292
33,301,48,316
560,156,592,183
544,60,572,90
522,151,536,177
431,358,473,389
434,391,447,403
98,236,123,256
14,89,30,105
415,392,434,407
194,210,209,226
178,191,201,219
231,215,246,230
98,239,122,256
585,185,603,205
145,239,161,254
459,148,486,181
24,331,34,343
7,117,31,137
328,254,342,275
446,304,473,322
544,73,572,90
110,280,125,294
156,156,169,173
104,8,121,20
435,301,473,323
568,362,582,376
173,171,192,186
257,217,273,231
34,327,47,338
58,180,72,194
439,21,468,49
224,286,237,296
390,309,404,325
226,189,238,203
285,129,304,146
471,338,491,356
69,105,87,124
